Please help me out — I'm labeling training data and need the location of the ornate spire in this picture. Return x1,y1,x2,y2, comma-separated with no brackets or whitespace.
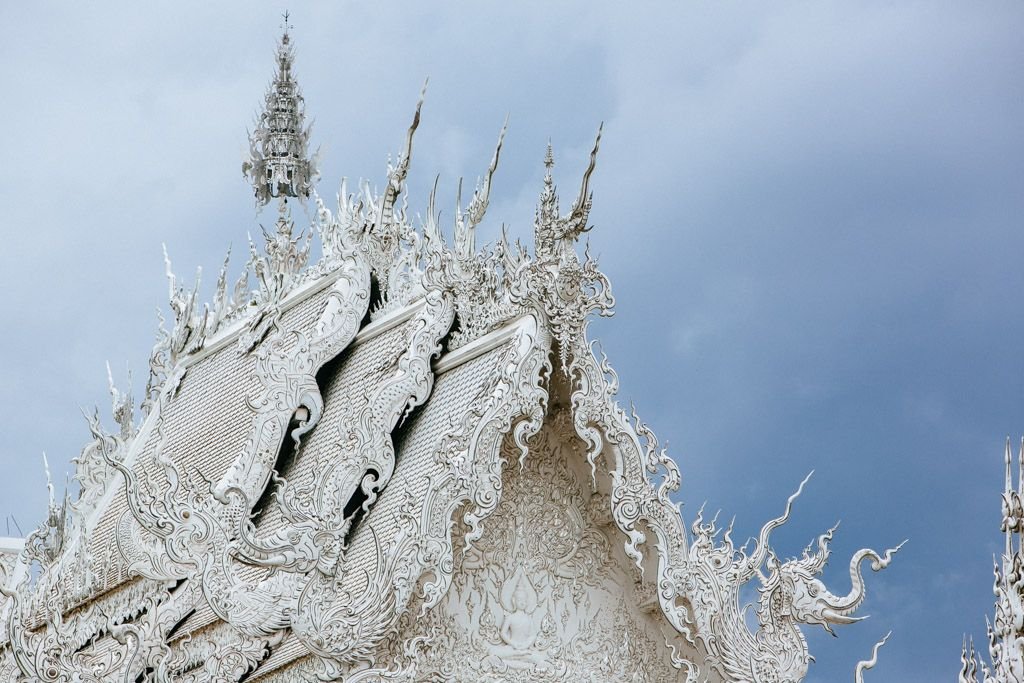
243,14,318,207
533,126,601,264
535,141,559,260
962,437,1024,680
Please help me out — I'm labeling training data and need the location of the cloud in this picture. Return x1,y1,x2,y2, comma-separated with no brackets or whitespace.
0,2,1020,678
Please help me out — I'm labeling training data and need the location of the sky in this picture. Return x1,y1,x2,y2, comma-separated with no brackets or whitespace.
0,2,1021,680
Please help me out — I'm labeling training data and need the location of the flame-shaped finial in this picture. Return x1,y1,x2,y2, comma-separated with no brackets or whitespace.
855,631,891,683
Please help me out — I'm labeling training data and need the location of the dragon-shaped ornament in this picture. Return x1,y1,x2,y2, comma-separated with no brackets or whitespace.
675,475,904,682
507,135,905,681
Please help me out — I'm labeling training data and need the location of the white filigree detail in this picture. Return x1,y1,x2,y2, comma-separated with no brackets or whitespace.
243,19,319,207
962,438,1024,683
1,22,904,683
387,415,692,682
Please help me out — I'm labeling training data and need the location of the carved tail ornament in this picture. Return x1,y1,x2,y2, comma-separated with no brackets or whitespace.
378,81,425,233
455,116,507,258
854,631,891,683
365,83,426,303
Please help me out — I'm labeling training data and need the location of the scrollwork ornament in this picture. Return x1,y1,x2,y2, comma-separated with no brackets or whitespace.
0,564,172,683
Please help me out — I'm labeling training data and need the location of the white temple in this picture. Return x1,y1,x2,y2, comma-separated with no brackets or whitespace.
0,22,908,682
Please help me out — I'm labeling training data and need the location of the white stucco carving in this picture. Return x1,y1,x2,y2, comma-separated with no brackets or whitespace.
0,20,902,683
243,16,319,208
961,439,1024,682
388,412,692,682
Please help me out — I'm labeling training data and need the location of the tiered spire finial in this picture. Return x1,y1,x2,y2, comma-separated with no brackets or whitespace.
243,13,318,207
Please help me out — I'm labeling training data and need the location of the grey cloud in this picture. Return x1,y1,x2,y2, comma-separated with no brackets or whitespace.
0,2,1020,678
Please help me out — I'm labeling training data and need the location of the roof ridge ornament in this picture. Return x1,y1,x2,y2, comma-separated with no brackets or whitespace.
243,15,319,208
454,114,507,259
854,631,891,683
533,124,601,264
960,436,1024,681
525,126,613,370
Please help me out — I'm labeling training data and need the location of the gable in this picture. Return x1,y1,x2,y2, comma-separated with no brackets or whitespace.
385,412,699,682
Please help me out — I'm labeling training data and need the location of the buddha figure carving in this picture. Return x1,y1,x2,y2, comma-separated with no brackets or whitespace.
487,566,555,672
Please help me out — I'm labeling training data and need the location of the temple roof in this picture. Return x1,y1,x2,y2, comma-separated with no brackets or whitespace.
0,21,901,683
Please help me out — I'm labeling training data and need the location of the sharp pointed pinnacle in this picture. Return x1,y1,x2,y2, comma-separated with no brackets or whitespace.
246,16,317,207
42,452,55,508
488,115,508,178
1007,516,1014,559
405,80,427,148
1018,436,1023,494
570,123,603,223
1006,436,1013,494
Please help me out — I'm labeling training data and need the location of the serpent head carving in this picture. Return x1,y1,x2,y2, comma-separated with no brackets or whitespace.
763,524,906,637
